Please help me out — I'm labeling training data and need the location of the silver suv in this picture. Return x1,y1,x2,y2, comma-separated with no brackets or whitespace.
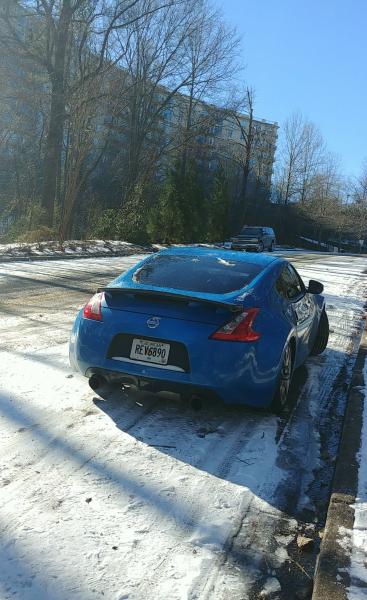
228,226,276,252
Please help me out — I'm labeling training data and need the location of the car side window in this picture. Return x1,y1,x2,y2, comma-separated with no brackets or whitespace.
276,265,304,301
288,264,306,294
275,270,288,298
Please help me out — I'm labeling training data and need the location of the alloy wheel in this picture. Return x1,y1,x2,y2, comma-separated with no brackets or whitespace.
278,345,292,407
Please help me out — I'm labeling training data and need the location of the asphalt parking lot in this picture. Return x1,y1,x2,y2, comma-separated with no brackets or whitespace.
0,252,366,600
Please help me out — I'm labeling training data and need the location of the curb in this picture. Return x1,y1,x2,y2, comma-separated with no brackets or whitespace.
312,326,367,600
0,249,153,264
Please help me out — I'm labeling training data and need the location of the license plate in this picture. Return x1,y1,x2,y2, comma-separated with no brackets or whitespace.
130,339,170,365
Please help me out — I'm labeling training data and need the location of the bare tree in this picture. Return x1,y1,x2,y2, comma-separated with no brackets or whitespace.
0,0,243,241
106,0,240,206
0,21,47,225
224,87,256,214
349,160,367,244
275,112,308,206
354,160,367,204
109,0,197,202
303,152,343,243
59,75,110,242
275,112,331,208
212,87,279,223
298,121,325,204
177,0,240,176
0,1,90,226
0,0,186,227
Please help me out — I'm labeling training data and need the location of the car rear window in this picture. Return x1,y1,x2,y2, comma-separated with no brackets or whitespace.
133,254,263,294
240,227,263,236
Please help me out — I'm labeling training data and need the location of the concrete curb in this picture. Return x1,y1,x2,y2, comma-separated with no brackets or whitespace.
312,327,367,600
0,249,153,264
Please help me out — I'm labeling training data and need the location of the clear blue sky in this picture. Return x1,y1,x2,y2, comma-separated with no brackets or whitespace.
215,0,366,177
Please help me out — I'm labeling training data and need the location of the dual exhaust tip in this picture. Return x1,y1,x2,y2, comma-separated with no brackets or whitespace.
88,374,107,392
88,375,203,409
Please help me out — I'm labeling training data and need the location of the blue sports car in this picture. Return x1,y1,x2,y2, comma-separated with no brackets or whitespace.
70,247,329,412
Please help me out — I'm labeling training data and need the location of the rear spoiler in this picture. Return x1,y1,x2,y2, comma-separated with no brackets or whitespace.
98,287,242,312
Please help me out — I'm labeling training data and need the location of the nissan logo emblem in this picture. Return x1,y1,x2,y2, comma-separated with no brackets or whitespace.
147,316,161,329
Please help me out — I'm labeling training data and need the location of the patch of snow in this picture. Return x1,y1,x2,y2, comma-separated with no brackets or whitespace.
348,358,367,599
300,236,329,248
0,239,156,262
259,577,281,597
338,526,352,554
274,546,289,565
275,534,293,546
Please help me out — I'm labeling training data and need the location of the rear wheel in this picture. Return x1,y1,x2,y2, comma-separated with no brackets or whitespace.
310,309,329,355
271,344,293,414
269,241,274,252
258,241,264,253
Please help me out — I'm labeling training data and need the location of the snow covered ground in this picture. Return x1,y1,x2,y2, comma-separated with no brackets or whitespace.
0,252,366,599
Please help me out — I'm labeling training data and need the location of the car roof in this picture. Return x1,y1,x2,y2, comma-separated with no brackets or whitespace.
157,245,281,268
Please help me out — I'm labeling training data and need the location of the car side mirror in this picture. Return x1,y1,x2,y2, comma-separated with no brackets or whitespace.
308,279,324,294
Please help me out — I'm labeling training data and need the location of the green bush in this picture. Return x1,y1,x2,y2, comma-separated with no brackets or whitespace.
88,183,151,244
88,208,119,239
17,226,56,243
147,179,185,243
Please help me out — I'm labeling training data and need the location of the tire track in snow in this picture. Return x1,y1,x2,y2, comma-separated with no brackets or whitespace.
202,260,367,599
1,253,366,600
128,409,279,600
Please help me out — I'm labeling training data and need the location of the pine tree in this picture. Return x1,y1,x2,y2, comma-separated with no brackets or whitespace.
148,160,209,243
179,160,208,242
117,183,150,244
147,170,185,243
207,167,231,241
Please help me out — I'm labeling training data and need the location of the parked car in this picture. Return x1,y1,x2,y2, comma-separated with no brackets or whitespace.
228,226,276,252
70,246,329,412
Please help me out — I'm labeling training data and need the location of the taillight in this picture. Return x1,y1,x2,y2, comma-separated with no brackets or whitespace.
83,292,104,321
210,308,261,342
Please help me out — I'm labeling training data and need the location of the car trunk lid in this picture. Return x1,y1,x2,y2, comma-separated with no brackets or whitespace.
100,286,242,326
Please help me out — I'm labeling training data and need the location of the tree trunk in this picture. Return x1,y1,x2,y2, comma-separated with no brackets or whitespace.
283,158,293,206
240,112,253,221
181,79,194,178
41,0,72,228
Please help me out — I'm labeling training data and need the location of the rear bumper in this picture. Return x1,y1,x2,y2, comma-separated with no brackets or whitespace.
70,310,281,408
85,366,222,401
72,349,277,409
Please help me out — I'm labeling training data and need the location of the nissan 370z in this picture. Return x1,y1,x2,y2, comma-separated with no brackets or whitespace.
69,247,329,412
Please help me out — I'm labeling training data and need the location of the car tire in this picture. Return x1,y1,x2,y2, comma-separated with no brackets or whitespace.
310,309,329,355
269,241,274,252
258,242,264,253
271,344,293,414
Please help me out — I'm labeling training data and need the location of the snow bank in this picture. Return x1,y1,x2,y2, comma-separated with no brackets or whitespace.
0,239,155,261
348,359,367,599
